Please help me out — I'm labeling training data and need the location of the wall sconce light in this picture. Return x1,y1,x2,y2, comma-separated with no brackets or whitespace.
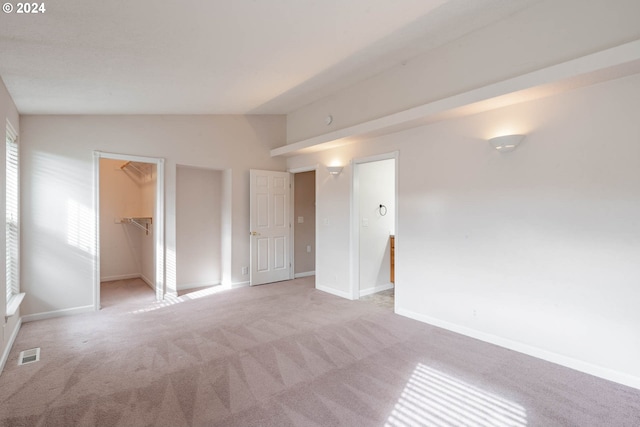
488,134,525,152
326,166,343,176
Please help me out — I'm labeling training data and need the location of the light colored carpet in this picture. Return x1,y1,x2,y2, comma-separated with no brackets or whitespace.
1,277,639,426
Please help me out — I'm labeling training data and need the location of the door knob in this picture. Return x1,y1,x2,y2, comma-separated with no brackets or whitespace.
250,231,260,236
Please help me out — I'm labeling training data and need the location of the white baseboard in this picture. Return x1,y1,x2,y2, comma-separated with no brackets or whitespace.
232,281,250,289
100,273,140,282
220,280,250,289
359,283,394,297
0,317,22,374
316,285,354,300
294,271,316,278
177,281,221,291
101,274,155,290
140,274,154,289
396,307,640,391
21,305,95,323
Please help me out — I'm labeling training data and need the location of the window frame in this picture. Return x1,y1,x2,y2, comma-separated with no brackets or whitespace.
5,120,22,316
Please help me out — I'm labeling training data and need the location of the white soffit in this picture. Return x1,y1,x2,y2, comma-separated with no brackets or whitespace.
271,39,640,157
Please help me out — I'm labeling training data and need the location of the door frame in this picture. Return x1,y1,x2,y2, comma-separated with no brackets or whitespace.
289,164,318,280
350,151,399,301
93,151,166,309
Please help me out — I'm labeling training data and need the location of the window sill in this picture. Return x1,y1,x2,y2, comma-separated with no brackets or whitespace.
6,292,25,318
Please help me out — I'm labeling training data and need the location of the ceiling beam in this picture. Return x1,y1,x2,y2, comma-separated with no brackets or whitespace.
272,39,640,157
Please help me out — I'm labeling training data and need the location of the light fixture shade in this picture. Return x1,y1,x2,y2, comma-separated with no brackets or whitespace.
326,166,343,175
488,134,525,152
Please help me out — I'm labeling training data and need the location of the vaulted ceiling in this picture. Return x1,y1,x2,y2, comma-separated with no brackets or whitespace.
0,0,539,114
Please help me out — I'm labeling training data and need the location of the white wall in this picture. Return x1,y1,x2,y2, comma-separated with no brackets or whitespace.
0,77,20,371
176,165,222,290
357,159,395,294
20,115,286,317
287,0,640,143
308,164,352,298
286,73,640,388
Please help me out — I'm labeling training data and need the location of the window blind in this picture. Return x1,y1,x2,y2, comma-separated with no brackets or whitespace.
6,124,19,302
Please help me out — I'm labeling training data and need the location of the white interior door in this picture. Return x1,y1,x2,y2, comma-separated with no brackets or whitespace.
250,169,291,285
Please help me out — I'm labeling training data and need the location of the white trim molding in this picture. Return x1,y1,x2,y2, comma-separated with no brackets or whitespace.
0,317,21,373
231,281,250,289
294,271,315,278
140,274,154,289
316,285,354,300
100,274,142,282
177,281,222,291
93,151,166,310
288,164,319,174
5,292,25,318
359,283,394,298
21,305,95,323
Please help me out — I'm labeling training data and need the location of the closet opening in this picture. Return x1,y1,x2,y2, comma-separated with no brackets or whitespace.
93,152,165,310
175,165,224,295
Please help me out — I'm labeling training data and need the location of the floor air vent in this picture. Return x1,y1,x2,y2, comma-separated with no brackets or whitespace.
18,348,40,365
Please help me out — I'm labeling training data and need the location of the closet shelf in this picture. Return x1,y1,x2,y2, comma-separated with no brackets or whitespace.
120,161,154,184
123,217,153,235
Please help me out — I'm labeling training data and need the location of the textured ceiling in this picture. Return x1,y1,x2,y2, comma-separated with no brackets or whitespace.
0,0,538,114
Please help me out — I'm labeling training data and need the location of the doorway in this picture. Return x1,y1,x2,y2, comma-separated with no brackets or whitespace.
351,152,398,304
292,169,316,278
248,167,317,286
93,152,165,310
176,165,223,293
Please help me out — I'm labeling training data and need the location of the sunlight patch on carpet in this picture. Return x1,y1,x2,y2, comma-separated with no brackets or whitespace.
386,363,527,427
130,285,231,314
